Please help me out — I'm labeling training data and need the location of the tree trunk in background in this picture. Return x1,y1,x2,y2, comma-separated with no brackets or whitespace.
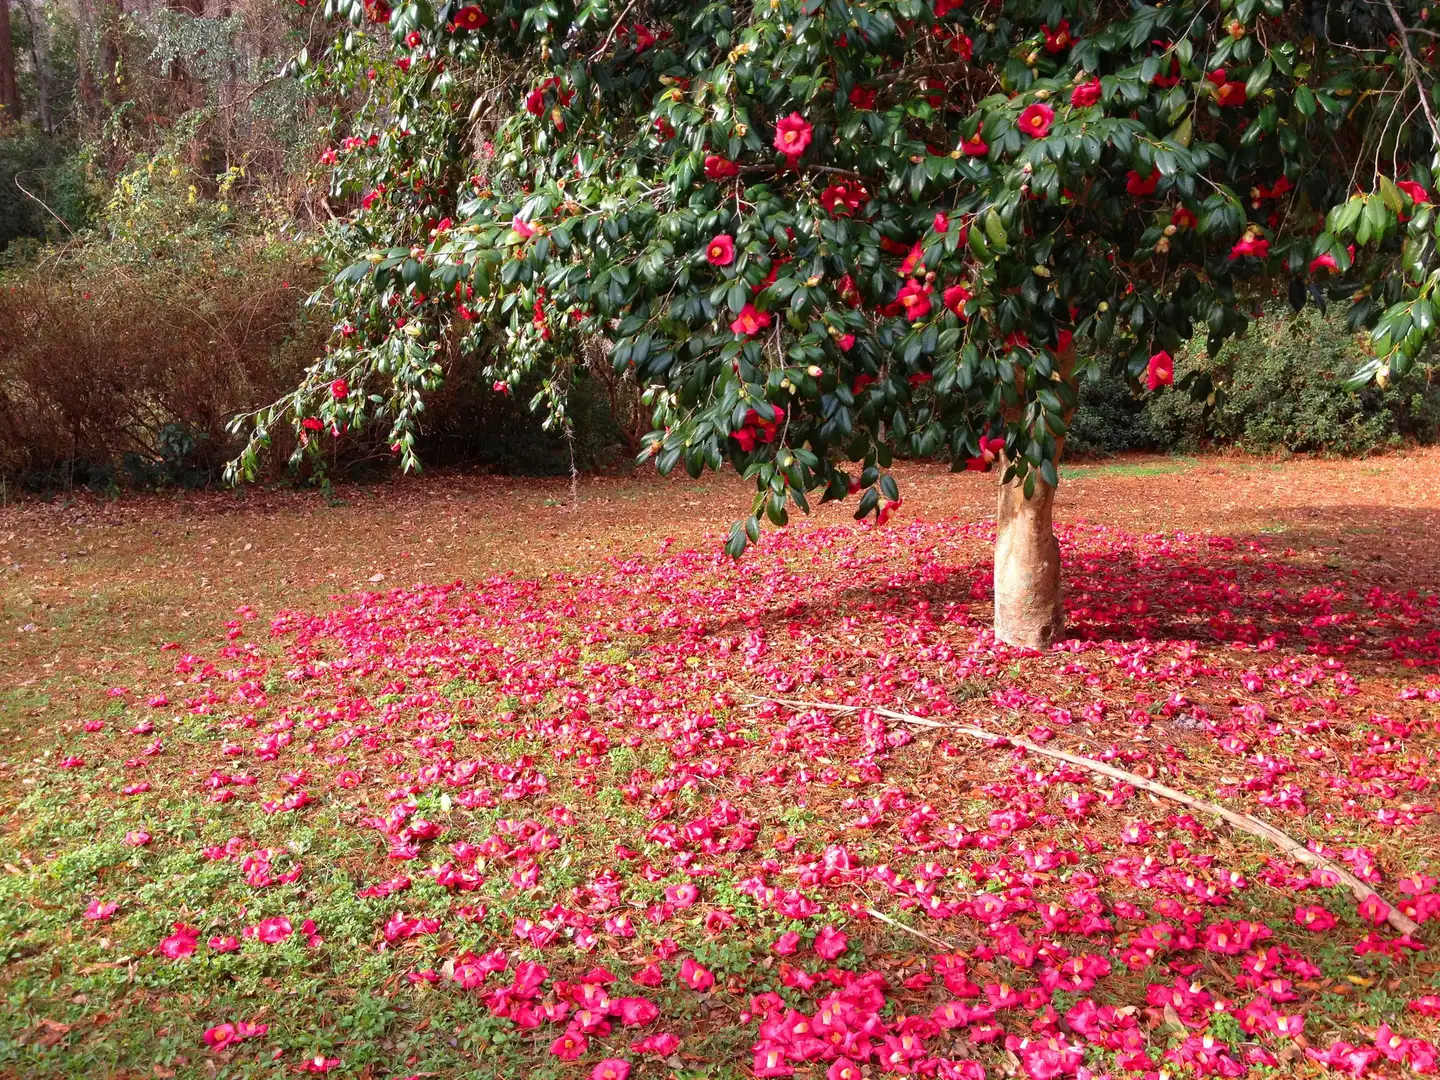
992,343,1075,649
75,0,100,117
98,0,123,107
19,0,52,132
0,0,20,125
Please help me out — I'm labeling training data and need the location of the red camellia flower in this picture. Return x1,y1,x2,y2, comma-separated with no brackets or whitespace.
330,378,349,400
961,132,989,156
896,280,933,321
1207,69,1247,106
301,417,324,432
1396,179,1431,205
703,154,739,180
1171,206,1198,229
898,241,925,276
820,182,867,216
966,434,1006,471
1229,234,1270,260
1309,252,1339,274
1043,19,1073,52
773,112,813,157
943,282,971,317
706,235,735,266
1126,168,1160,196
848,86,876,109
404,30,422,47
1070,76,1102,107
452,5,487,29
1017,102,1054,138
1146,350,1174,391
729,304,771,336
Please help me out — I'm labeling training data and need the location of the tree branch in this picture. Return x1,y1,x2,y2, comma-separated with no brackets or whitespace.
750,695,1424,938
1379,0,1440,151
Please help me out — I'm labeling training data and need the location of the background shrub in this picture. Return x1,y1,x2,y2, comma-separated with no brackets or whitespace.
1067,308,1440,458
0,236,323,491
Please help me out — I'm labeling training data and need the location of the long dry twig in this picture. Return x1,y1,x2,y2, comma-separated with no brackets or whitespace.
1380,0,1440,150
750,695,1422,937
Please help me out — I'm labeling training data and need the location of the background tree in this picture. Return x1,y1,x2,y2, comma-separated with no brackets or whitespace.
0,0,20,123
208,0,1432,644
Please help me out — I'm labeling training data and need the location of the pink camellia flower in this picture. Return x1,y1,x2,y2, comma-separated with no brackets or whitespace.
829,1058,863,1080
1017,102,1055,138
679,957,714,991
813,925,849,960
124,830,152,847
203,1023,238,1049
245,916,293,944
209,934,241,953
773,113,813,158
772,931,801,955
511,216,536,239
1357,893,1391,926
1294,905,1337,931
591,1059,631,1080
665,882,700,907
158,923,199,959
633,963,664,986
1146,350,1174,391
705,235,735,267
550,1029,588,1059
632,1032,680,1055
84,899,118,921
752,1046,794,1077
298,1056,341,1073
615,996,659,1025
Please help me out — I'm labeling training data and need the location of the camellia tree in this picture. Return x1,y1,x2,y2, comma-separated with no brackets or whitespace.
230,0,1439,646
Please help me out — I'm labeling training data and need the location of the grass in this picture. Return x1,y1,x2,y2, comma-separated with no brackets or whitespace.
1,455,1438,1078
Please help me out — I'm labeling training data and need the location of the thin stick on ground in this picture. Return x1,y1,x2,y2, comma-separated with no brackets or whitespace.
750,695,1423,937
864,906,965,953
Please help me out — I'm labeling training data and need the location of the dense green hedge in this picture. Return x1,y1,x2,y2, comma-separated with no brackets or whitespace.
1067,308,1440,457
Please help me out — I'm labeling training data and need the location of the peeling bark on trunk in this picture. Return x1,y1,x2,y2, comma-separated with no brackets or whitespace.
992,343,1074,649
994,467,1064,648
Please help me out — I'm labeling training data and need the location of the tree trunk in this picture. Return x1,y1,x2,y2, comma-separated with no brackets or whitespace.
994,467,1064,648
0,0,20,125
19,0,52,132
992,342,1075,649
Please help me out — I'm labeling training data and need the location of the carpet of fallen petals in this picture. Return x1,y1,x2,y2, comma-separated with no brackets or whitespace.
1,454,1438,1080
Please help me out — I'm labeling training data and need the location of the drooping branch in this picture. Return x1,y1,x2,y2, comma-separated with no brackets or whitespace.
751,695,1423,937
1380,0,1440,151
